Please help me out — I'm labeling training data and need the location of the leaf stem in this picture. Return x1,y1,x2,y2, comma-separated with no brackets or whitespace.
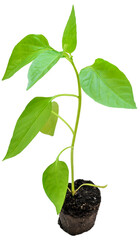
67,187,71,193
51,93,79,100
56,146,73,193
56,146,73,161
75,183,108,193
52,111,74,134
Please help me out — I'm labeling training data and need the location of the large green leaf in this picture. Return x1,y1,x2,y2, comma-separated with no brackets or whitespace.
27,50,62,90
2,34,50,80
79,58,136,109
3,97,52,160
42,160,69,214
62,5,77,54
40,101,59,136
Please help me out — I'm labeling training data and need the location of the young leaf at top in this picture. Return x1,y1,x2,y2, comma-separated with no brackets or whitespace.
62,5,77,54
79,58,136,109
2,34,50,80
3,97,52,160
42,160,69,214
27,50,63,90
40,101,59,136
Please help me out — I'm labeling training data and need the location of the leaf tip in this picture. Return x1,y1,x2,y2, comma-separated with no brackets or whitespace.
2,74,6,81
2,155,7,161
134,101,137,109
130,101,137,109
2,151,12,161
133,105,137,109
26,84,31,91
72,5,75,11
56,205,62,215
56,208,60,215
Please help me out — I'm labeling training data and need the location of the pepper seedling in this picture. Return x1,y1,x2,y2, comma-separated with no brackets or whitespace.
2,6,136,215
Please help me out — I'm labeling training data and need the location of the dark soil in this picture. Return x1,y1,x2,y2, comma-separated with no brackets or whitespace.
58,179,101,235
61,179,101,217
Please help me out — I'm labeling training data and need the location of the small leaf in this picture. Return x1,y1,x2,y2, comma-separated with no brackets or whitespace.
62,5,77,54
40,102,59,136
42,160,69,214
27,50,63,90
79,58,136,109
2,34,50,80
3,97,52,160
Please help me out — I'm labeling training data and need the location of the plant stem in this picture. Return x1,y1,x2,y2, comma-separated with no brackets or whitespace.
52,111,74,134
66,56,82,196
53,53,82,196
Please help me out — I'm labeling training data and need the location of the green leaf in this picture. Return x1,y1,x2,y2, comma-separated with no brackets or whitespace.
2,34,50,80
79,58,136,109
40,101,59,136
27,50,62,90
62,5,77,54
42,160,69,214
3,97,52,160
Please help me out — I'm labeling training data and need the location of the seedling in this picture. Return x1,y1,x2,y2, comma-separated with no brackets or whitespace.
2,6,136,217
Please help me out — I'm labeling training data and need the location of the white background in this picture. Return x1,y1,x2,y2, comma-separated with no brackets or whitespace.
0,0,140,239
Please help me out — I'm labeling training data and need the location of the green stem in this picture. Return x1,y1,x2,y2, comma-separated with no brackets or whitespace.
52,93,79,100
75,183,108,193
67,187,72,193
56,146,73,193
56,146,73,161
52,111,74,134
66,56,82,196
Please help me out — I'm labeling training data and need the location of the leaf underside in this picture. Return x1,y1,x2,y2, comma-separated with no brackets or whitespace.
3,97,52,160
40,101,59,136
42,160,69,214
79,58,136,109
2,34,50,80
27,50,62,90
